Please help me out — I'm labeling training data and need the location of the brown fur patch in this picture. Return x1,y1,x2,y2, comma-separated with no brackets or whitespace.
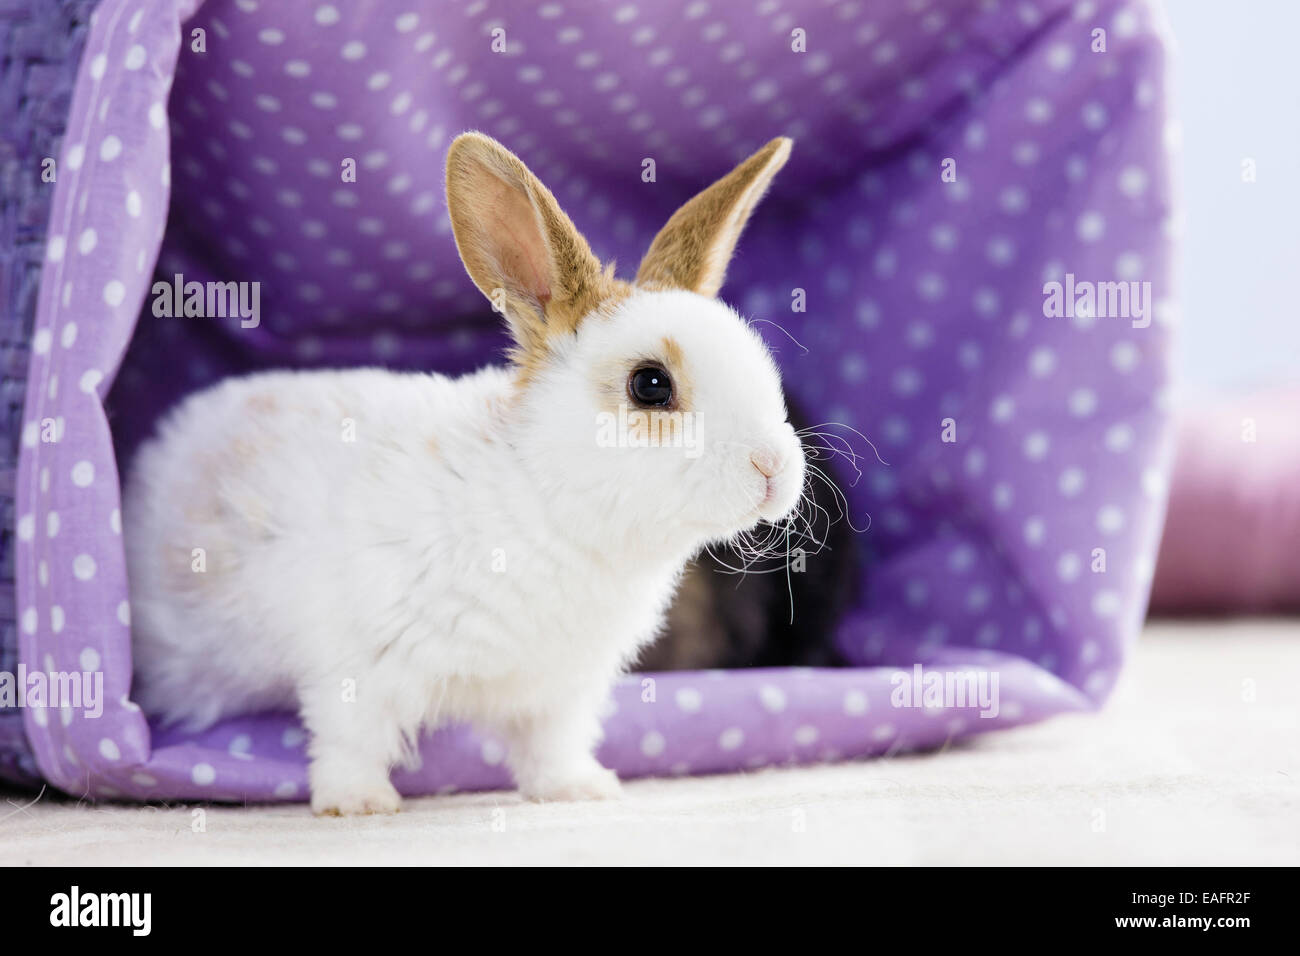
245,392,278,414
636,137,792,298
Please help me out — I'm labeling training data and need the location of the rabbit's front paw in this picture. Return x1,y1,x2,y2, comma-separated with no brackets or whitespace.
310,769,402,817
520,764,622,803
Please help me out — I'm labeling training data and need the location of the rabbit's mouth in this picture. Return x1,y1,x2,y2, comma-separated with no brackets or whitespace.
753,472,803,525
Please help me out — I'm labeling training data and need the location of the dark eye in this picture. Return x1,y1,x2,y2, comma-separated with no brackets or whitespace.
628,365,673,407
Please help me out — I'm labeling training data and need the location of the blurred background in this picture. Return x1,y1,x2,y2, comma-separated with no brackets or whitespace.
1146,0,1300,614
1162,1,1300,393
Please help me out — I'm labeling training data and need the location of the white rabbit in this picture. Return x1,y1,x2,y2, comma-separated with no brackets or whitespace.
124,133,804,815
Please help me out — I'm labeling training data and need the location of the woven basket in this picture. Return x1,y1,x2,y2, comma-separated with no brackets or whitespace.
0,0,101,785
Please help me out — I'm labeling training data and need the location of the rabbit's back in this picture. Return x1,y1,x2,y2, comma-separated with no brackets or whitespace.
123,367,513,728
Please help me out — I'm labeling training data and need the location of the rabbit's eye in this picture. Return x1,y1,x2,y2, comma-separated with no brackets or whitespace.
628,365,673,407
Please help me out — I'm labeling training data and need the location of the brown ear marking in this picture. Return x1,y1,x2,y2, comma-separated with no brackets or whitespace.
636,137,793,299
445,132,630,369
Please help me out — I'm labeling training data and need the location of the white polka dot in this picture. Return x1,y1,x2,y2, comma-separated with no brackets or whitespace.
674,687,702,712
274,781,298,798
285,59,311,77
46,511,59,538
46,236,66,262
1076,211,1105,242
124,44,147,69
125,190,142,217
258,28,285,45
16,513,34,542
1114,8,1139,37
132,773,158,788
1046,43,1073,70
395,12,419,32
718,727,745,751
999,186,1029,214
75,369,102,395
99,135,122,161
191,763,217,785
1119,166,1148,197
148,102,166,129
480,739,505,765
843,690,869,715
1057,552,1082,581
77,228,96,254
1058,467,1086,497
21,607,37,634
793,725,819,746
1111,253,1142,283
117,600,131,626
1110,341,1140,373
342,41,366,60
315,5,340,25
50,606,65,633
79,647,100,671
1023,431,1050,461
73,553,97,580
1097,505,1125,534
99,738,121,761
1104,423,1134,452
1082,101,1108,130
1068,388,1098,417
1023,516,1046,546
1092,590,1121,618
640,731,666,757
66,143,85,170
758,685,786,712
89,52,107,79
71,460,95,487
1025,97,1052,123
104,280,126,307
992,483,1013,511
1028,347,1056,377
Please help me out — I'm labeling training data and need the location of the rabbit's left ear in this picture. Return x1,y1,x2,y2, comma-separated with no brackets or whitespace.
636,137,792,298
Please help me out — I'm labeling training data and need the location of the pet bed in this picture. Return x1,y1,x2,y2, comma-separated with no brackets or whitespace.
1,0,1175,800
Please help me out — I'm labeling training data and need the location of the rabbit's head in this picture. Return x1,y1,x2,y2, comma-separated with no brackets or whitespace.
446,133,803,552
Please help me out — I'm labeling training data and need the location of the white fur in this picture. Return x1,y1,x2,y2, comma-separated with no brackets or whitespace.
124,289,804,814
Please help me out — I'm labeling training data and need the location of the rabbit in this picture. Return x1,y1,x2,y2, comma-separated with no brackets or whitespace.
123,132,805,815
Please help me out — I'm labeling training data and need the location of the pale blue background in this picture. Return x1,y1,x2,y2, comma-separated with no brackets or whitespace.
1163,0,1300,392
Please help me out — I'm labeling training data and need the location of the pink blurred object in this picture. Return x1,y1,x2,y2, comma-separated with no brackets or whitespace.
1151,389,1300,613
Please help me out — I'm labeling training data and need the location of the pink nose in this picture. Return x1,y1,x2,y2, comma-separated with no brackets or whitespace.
750,449,781,478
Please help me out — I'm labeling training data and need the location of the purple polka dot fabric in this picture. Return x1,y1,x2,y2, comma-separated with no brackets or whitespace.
13,0,1175,802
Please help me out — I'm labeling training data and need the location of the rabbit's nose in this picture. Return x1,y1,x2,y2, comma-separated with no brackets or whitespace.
750,449,781,478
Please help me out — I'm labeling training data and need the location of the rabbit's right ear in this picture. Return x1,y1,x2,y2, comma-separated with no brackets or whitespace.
636,137,792,299
446,133,619,361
